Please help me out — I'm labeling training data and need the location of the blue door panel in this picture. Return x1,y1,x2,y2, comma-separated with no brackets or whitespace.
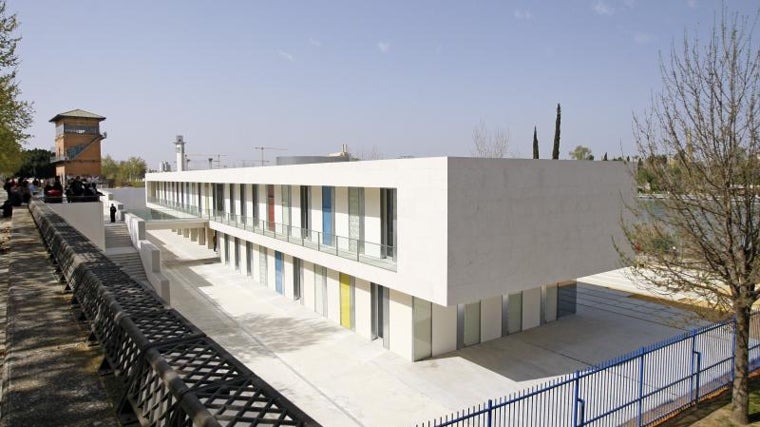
275,251,283,294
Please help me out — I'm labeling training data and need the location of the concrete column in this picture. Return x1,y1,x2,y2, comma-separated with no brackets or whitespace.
182,228,190,238
354,279,372,339
190,228,198,242
480,295,502,342
326,268,340,323
432,303,457,357
198,228,206,245
206,228,215,250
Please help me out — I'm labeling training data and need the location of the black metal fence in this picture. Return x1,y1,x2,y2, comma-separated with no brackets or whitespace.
29,201,320,426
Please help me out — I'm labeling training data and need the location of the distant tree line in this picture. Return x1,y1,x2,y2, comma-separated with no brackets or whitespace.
12,148,55,178
102,155,147,187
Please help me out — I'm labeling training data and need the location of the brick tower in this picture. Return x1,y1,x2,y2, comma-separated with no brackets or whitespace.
49,109,106,179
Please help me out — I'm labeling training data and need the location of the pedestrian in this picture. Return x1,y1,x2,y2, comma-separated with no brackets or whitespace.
109,203,117,223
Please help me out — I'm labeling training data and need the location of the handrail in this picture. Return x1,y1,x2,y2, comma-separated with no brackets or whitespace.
146,196,397,271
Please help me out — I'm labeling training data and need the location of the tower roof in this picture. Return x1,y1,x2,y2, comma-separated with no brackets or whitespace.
49,109,106,123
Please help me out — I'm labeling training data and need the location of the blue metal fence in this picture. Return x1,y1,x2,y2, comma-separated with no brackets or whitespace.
417,313,760,427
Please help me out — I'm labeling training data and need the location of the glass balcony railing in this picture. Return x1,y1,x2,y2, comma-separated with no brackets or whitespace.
147,196,397,271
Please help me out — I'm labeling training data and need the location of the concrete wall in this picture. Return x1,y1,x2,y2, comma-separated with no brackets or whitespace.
389,289,413,361
123,212,170,302
446,158,633,305
102,187,146,211
432,303,457,356
139,240,171,302
124,212,146,245
48,202,106,250
302,261,316,309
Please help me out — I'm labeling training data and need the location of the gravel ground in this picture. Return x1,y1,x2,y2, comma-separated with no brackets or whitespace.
0,215,9,255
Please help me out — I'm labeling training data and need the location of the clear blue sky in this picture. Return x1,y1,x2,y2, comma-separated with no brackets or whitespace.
8,0,759,169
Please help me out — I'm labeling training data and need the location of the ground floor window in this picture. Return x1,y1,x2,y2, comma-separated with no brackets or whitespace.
502,292,523,336
457,301,481,348
259,247,267,286
224,234,230,265
371,283,390,349
246,242,253,276
293,258,302,302
234,237,240,270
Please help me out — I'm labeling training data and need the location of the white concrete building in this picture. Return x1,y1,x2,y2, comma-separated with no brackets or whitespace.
144,157,633,361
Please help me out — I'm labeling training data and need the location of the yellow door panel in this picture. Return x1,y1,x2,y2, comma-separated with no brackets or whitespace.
340,273,352,328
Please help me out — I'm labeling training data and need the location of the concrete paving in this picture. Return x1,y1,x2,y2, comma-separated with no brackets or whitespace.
144,228,707,427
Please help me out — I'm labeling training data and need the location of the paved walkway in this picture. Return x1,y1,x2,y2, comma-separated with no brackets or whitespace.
0,205,118,426
146,229,705,427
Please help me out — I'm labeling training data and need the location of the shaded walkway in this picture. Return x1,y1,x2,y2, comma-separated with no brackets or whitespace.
0,206,117,426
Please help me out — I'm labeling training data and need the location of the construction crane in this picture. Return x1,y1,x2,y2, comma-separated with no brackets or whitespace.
253,146,287,166
185,153,228,169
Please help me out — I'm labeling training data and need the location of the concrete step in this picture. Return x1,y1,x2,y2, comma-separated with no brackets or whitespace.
104,224,133,249
107,252,150,285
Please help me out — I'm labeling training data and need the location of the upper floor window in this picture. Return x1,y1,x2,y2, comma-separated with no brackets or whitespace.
56,123,99,136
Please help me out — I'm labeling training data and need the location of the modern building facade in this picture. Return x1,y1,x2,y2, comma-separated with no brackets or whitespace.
50,109,106,179
144,157,633,361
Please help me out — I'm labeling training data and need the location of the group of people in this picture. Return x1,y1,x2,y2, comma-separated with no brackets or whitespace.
63,176,103,203
3,178,40,216
2,175,104,211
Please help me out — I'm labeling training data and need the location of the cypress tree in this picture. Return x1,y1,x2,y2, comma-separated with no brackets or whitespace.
603,152,608,161
532,126,539,159
552,103,561,159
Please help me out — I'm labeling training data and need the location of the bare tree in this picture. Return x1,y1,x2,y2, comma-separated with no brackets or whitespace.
353,145,384,160
471,120,509,158
622,9,760,424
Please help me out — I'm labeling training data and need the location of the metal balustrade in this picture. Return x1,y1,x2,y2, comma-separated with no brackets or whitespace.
146,196,397,271
29,201,320,426
417,313,760,427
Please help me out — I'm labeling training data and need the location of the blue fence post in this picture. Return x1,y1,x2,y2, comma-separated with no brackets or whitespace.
487,399,493,427
638,347,646,427
573,370,585,427
693,350,702,407
689,330,697,402
731,315,737,383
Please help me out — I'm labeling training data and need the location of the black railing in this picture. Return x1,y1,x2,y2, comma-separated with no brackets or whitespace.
29,200,319,426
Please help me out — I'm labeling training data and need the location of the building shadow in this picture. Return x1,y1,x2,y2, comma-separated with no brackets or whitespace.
433,286,709,383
